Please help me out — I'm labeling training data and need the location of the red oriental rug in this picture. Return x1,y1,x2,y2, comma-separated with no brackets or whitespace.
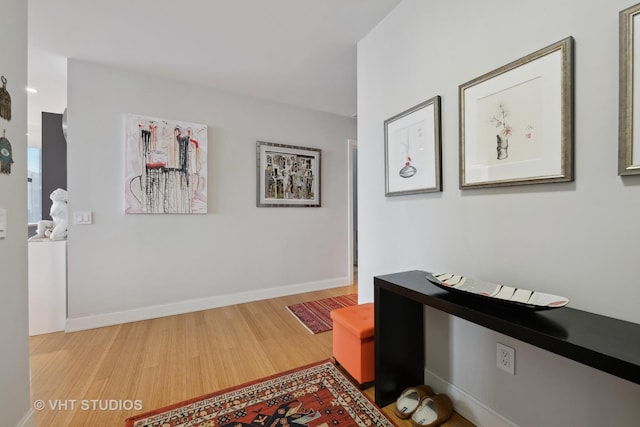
286,294,358,334
124,359,395,427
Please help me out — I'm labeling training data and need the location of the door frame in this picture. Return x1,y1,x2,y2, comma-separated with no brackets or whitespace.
347,139,357,284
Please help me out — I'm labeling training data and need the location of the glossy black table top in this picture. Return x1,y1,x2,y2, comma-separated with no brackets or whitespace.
374,270,640,384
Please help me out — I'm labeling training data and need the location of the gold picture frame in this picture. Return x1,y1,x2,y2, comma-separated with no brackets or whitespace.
619,3,640,175
459,37,574,189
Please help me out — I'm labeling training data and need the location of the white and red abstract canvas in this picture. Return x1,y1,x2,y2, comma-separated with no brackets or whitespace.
125,114,207,214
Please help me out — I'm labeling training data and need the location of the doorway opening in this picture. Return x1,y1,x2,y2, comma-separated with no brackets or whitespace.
347,139,357,287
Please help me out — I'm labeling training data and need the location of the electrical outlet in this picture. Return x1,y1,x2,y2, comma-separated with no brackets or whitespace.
497,343,515,375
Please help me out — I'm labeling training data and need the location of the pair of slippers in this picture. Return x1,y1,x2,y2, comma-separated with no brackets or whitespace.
393,385,453,427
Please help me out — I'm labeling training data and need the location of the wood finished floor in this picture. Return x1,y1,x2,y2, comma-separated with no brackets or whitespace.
30,285,355,426
30,282,473,426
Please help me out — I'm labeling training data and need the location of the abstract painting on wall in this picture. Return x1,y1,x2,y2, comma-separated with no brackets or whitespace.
125,114,207,214
256,141,321,207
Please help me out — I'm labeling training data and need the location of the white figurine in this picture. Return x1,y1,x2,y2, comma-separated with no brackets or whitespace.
30,188,68,241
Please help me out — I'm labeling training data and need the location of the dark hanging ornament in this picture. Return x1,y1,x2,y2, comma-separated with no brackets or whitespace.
0,130,14,174
0,76,11,121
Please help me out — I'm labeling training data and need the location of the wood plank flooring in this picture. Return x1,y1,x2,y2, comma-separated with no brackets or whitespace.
29,283,474,426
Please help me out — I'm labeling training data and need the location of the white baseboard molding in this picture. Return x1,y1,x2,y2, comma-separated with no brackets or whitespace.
425,369,518,427
65,276,351,332
16,409,35,427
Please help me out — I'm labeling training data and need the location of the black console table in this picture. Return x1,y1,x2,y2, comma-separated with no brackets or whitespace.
374,270,640,407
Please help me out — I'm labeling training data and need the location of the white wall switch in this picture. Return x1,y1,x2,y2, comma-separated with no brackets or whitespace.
74,211,93,225
0,208,6,238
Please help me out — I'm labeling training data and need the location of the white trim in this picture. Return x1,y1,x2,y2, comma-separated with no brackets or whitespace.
65,276,350,332
346,139,357,292
15,409,35,427
424,369,518,427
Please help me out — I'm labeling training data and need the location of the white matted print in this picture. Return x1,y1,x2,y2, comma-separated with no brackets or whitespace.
385,96,442,196
460,37,573,188
476,77,543,167
125,114,207,214
619,3,640,175
256,141,321,207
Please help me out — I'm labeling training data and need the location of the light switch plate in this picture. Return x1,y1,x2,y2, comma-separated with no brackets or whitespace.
0,208,6,238
74,211,93,225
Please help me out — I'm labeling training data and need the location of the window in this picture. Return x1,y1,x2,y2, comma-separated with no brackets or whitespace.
27,147,42,223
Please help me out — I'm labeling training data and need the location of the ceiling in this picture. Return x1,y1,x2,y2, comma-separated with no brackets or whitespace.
27,0,401,147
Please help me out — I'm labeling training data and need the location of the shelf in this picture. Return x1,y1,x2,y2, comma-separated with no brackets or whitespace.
373,270,640,407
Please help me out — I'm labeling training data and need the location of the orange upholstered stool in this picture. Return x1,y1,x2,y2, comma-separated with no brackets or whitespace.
330,303,374,387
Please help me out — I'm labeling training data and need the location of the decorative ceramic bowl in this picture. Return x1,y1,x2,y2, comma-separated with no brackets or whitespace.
426,273,568,311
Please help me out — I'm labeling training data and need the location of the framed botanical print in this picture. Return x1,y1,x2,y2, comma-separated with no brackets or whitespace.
385,96,442,196
459,37,574,188
619,3,640,175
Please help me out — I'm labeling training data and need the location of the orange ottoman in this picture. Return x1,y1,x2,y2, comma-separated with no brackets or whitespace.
330,303,374,387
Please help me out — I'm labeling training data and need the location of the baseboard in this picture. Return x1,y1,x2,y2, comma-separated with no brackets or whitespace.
65,276,350,332
15,409,35,427
424,369,518,427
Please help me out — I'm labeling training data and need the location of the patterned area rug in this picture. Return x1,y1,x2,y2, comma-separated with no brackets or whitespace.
286,294,358,334
125,359,395,427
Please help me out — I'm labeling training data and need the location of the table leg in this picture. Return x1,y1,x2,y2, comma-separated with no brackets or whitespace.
374,283,425,407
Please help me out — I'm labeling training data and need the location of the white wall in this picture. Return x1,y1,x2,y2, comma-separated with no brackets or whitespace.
0,2,33,426
66,60,355,329
357,0,640,426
